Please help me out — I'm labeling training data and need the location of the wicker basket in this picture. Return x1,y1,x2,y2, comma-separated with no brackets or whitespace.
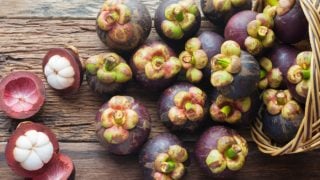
251,0,320,156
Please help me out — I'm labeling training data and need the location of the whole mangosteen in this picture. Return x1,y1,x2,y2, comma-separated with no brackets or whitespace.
85,52,132,95
225,6,277,55
43,45,84,94
201,0,252,26
140,133,189,180
287,51,311,103
178,31,224,83
271,0,308,44
210,40,260,99
159,83,209,132
210,89,260,126
95,96,151,155
261,89,303,144
131,41,182,91
155,0,201,45
195,126,248,178
5,122,75,179
0,72,45,120
96,0,152,51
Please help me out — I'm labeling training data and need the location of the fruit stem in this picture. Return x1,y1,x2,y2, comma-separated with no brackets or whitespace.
260,69,267,79
185,102,194,112
104,57,118,71
216,58,230,68
174,6,184,22
152,56,165,70
225,145,241,159
106,12,119,24
301,69,310,80
265,0,279,6
160,160,176,173
258,26,268,38
113,111,124,125
220,105,232,116
276,92,286,105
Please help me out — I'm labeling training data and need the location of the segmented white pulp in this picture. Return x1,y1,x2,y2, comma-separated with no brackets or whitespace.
44,55,75,90
13,130,54,171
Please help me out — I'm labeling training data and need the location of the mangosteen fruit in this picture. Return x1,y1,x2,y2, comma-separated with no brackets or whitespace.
201,0,252,26
210,89,260,125
159,83,209,132
85,52,132,95
5,122,75,179
195,126,248,178
131,41,182,90
95,96,151,155
258,57,283,90
178,31,224,83
154,0,201,45
43,45,84,94
225,6,276,55
0,72,45,120
271,0,308,44
268,44,299,88
210,40,260,99
261,89,303,144
287,51,311,103
96,0,152,51
140,133,189,180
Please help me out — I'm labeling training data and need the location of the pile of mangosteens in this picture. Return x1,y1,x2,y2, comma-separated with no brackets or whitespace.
0,0,312,179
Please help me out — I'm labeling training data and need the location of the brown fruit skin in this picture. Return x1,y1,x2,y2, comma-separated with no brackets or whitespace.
224,10,258,49
274,0,308,44
139,133,188,180
159,83,209,132
86,55,131,95
32,153,75,180
195,126,243,178
154,0,201,45
5,122,59,178
96,0,152,52
201,0,252,26
0,71,46,120
95,97,151,155
130,41,179,91
43,48,84,94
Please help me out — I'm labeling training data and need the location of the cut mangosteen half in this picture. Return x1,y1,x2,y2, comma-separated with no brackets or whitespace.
5,122,59,178
0,72,45,119
43,46,83,94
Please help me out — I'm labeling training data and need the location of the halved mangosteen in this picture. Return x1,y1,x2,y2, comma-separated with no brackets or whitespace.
210,40,260,99
225,6,277,55
201,0,252,26
159,83,209,132
154,0,201,45
5,122,59,178
178,31,224,83
96,0,152,51
195,126,248,178
261,89,303,144
210,89,260,126
43,46,84,94
287,51,311,103
85,52,132,95
140,133,189,180
95,96,151,155
131,41,182,91
271,0,308,44
0,72,45,120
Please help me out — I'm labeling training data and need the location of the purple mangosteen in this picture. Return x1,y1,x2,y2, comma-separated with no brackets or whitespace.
154,0,201,45
178,31,224,83
131,41,182,91
261,89,303,144
210,40,260,99
140,133,189,180
159,83,209,132
96,96,151,155
195,126,248,178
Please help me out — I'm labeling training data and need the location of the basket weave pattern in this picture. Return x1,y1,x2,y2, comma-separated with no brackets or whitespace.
251,0,320,156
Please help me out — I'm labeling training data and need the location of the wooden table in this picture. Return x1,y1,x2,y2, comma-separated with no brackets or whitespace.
0,0,319,179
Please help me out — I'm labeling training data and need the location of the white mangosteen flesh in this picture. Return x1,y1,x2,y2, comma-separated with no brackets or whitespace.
13,130,54,171
44,55,75,90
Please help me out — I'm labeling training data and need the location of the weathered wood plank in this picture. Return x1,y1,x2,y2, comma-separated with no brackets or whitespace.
0,0,170,19
1,142,320,179
0,19,221,143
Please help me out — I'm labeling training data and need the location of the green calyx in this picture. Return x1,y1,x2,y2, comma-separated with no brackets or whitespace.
220,105,232,117
186,68,203,83
225,147,239,159
265,0,279,6
161,20,184,39
216,58,231,69
160,161,176,173
86,63,98,75
301,69,310,80
260,69,267,79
